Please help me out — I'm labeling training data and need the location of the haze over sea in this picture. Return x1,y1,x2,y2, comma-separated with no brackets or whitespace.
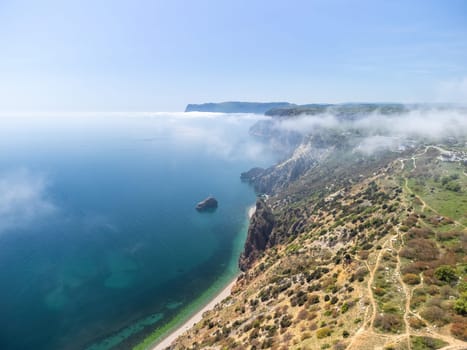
0,113,274,350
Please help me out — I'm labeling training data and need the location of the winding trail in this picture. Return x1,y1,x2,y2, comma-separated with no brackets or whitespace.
346,154,467,349
392,227,412,350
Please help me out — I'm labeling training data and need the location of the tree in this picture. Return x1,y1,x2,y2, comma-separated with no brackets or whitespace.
403,273,421,285
434,265,458,283
454,292,467,316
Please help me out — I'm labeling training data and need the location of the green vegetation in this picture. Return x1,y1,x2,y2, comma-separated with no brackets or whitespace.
410,336,447,350
402,273,421,285
316,327,332,339
374,314,403,333
434,265,458,283
454,292,467,316
406,161,467,226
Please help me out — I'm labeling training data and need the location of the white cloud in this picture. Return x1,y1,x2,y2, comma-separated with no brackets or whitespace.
277,114,340,134
272,107,467,155
0,169,56,233
354,135,400,155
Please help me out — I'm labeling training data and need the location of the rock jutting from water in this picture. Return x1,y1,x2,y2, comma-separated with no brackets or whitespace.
195,196,218,212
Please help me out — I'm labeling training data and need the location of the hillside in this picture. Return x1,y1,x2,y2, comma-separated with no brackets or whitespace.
166,108,467,350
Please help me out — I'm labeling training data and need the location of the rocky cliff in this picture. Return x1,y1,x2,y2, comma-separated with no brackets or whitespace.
239,199,275,271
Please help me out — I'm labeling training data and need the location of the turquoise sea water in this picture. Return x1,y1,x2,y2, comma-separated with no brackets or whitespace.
0,113,274,350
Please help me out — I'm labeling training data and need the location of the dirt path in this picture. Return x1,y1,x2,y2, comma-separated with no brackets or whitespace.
367,237,391,328
392,228,411,350
345,233,392,350
346,163,467,350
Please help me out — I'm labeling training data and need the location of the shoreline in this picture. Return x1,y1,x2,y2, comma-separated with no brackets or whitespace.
151,278,238,350
248,204,256,219
149,204,255,350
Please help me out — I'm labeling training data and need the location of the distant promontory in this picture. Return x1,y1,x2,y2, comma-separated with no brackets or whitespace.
185,101,293,114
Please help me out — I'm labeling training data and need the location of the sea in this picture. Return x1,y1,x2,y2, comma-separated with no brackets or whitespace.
0,112,275,350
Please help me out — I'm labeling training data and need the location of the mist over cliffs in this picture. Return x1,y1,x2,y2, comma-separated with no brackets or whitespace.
185,101,293,114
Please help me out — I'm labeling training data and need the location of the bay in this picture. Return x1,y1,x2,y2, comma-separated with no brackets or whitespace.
0,113,274,350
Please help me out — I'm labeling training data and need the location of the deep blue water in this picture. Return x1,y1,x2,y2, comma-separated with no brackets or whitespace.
0,113,274,350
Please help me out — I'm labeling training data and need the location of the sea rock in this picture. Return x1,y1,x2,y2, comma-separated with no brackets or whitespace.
195,197,218,212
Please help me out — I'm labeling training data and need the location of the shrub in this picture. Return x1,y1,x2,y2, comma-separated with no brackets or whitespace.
434,265,458,283
358,250,370,260
411,336,447,350
261,338,274,348
402,261,430,275
308,294,320,305
400,239,439,261
411,294,427,308
454,292,467,316
334,343,346,350
290,290,308,307
296,309,309,321
445,181,461,192
374,287,386,296
354,267,368,281
437,231,461,242
409,317,426,329
408,227,433,239
382,302,400,313
451,316,467,341
420,305,450,326
316,327,332,339
249,328,260,340
403,273,421,285
280,315,292,329
309,322,318,330
374,314,402,333
341,303,350,314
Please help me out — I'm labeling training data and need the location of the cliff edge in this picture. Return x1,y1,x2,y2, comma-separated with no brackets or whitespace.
239,199,275,271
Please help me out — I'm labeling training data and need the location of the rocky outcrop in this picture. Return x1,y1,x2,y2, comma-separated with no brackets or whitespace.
241,141,331,194
240,167,266,182
239,200,275,271
195,197,218,211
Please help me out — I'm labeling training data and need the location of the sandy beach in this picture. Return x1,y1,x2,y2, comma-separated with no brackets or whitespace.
248,205,256,219
151,278,238,350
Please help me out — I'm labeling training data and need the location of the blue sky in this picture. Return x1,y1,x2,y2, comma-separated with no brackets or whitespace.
0,0,466,112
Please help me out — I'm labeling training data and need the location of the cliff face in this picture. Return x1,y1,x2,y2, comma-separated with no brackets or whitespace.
241,137,334,195
239,199,275,271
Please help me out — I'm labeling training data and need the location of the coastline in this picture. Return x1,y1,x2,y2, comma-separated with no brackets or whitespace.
146,204,256,350
150,278,238,350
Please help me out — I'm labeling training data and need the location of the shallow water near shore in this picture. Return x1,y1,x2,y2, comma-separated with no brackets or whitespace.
0,113,274,350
